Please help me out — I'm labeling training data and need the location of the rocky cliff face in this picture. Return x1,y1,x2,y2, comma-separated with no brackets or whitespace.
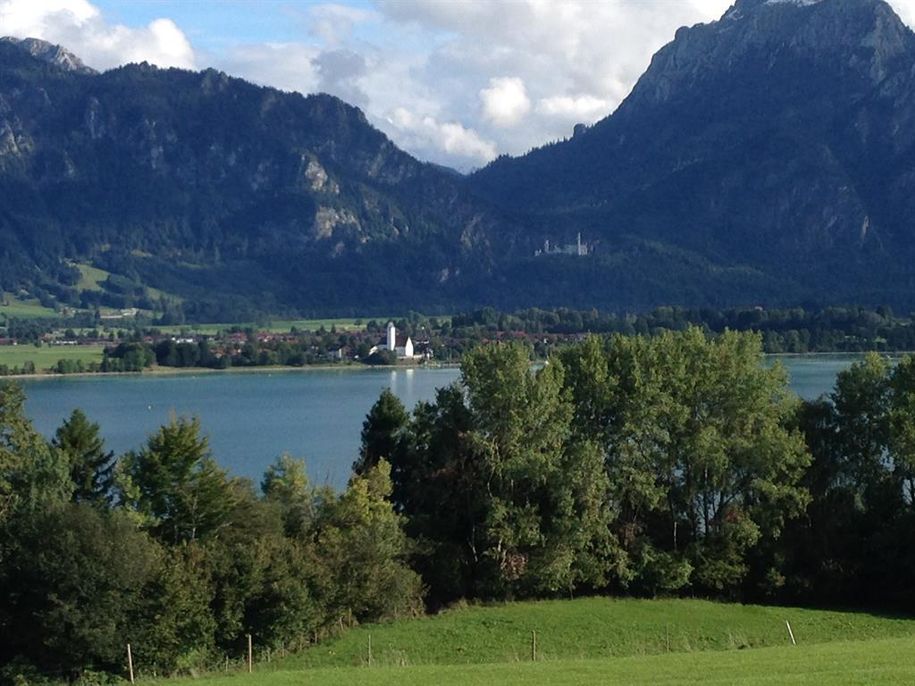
0,37,96,75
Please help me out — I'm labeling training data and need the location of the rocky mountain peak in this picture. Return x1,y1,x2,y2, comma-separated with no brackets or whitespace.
622,0,914,111
0,36,96,75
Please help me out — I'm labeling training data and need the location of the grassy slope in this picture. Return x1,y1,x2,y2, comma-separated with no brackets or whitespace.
274,598,915,669
165,634,915,686
75,263,109,292
0,344,106,370
152,598,915,685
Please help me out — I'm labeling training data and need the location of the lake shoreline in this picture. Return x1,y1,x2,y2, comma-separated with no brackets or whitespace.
17,355,868,488
5,350,908,383
5,361,461,383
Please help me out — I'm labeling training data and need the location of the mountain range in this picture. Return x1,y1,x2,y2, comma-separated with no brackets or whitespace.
2,0,915,319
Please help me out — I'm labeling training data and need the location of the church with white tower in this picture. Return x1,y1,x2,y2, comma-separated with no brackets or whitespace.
385,321,414,359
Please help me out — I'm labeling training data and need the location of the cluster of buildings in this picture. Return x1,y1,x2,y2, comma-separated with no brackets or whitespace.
369,321,428,360
2,320,434,366
534,232,591,257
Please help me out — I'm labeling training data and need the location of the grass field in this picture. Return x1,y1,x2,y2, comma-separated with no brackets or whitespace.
154,598,915,685
0,297,58,319
164,635,915,685
273,598,915,669
152,318,379,335
75,263,109,292
0,344,106,370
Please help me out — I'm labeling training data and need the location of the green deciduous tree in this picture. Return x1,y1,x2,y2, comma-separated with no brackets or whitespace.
371,343,623,603
889,355,915,504
561,330,810,596
311,460,423,623
262,454,315,537
0,504,162,681
781,353,915,607
0,382,72,522
461,343,621,597
133,542,216,675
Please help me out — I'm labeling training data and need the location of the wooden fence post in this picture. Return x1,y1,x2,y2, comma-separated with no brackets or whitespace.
126,643,135,684
247,633,253,673
531,630,537,661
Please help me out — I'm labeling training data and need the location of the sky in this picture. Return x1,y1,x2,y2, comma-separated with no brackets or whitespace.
3,0,915,171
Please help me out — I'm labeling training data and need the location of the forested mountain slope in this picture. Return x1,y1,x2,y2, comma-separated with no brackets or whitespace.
0,39,512,318
470,0,915,310
5,0,915,318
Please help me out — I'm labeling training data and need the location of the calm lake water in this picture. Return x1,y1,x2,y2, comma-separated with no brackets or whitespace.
16,355,878,488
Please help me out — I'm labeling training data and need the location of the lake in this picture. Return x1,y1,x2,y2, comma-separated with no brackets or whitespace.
16,355,875,488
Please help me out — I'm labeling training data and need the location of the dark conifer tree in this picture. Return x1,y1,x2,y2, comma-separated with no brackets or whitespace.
52,409,114,505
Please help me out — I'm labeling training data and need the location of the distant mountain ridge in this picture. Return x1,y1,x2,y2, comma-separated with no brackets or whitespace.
0,37,517,318
3,0,915,319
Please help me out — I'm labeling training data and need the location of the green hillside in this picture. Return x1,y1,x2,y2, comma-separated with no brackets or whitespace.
275,598,915,669
159,598,915,685
164,636,915,685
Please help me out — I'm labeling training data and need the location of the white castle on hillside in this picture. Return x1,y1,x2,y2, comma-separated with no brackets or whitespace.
534,232,590,257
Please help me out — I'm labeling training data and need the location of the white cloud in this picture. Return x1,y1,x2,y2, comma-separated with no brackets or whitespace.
308,3,377,46
372,0,741,159
0,0,97,33
480,76,531,127
219,42,319,95
889,0,915,26
0,0,195,69
537,94,612,120
387,107,497,165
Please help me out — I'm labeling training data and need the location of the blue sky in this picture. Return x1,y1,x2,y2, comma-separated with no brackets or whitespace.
4,0,915,170
94,0,381,51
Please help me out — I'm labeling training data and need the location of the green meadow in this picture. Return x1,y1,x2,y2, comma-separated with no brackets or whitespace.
0,343,106,371
159,598,915,685
151,317,378,335
164,636,915,686
0,297,58,319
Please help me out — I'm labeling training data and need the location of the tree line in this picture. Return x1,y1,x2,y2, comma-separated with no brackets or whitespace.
356,329,915,607
452,305,915,353
2,328,915,681
4,303,915,378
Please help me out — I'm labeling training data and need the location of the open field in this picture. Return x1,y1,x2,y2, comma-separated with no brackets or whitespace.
155,598,915,685
274,598,915,669
0,344,106,370
162,635,915,685
0,297,58,319
152,318,380,335
75,263,109,291
153,314,455,335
